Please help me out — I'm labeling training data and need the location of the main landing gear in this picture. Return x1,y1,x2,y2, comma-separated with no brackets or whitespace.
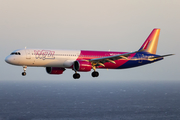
73,66,100,79
73,72,80,79
91,66,99,77
22,66,27,76
92,71,99,77
72,71,99,79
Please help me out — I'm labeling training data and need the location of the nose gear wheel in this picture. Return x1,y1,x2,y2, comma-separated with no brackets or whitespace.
22,66,27,76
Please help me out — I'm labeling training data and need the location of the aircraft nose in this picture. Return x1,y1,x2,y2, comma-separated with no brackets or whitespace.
5,56,11,63
5,56,14,64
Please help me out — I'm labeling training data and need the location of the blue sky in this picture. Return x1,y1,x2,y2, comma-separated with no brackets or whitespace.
0,0,179,81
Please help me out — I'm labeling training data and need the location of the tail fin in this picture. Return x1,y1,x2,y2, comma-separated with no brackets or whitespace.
139,29,160,54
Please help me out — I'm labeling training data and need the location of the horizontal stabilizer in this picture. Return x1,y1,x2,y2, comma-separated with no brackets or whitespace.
149,54,174,59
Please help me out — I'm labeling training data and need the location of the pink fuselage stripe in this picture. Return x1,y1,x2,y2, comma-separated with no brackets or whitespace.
76,50,136,69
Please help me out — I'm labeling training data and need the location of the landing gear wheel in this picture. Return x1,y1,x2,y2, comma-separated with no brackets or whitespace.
22,66,27,76
73,73,80,79
92,71,99,77
22,72,26,76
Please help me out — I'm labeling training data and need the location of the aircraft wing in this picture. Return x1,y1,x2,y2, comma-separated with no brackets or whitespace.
89,50,142,67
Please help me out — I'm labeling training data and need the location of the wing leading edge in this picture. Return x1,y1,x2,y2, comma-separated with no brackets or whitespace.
88,50,143,67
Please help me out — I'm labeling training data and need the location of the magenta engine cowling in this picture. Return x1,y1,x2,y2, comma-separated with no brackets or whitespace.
46,67,66,74
73,60,92,72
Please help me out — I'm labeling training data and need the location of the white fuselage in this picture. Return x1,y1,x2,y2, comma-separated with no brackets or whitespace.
5,49,80,68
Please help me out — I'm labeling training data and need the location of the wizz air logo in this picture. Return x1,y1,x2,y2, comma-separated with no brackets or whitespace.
34,50,55,60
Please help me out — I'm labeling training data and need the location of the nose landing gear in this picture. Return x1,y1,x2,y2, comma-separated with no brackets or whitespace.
22,72,26,76
22,66,27,76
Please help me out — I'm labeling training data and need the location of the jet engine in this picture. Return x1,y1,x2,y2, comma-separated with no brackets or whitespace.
46,67,66,74
73,60,92,72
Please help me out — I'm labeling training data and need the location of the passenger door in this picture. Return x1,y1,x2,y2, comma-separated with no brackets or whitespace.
25,49,31,59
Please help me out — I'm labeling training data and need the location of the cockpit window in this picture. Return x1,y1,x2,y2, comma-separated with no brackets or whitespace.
10,52,21,55
10,52,15,55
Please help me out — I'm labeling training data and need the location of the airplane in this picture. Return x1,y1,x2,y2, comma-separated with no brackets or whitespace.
5,28,174,79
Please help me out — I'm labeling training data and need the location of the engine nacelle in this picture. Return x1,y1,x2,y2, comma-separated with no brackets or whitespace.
73,60,92,72
46,67,66,74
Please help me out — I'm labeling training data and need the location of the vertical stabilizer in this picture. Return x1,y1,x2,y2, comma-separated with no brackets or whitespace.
139,29,160,54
